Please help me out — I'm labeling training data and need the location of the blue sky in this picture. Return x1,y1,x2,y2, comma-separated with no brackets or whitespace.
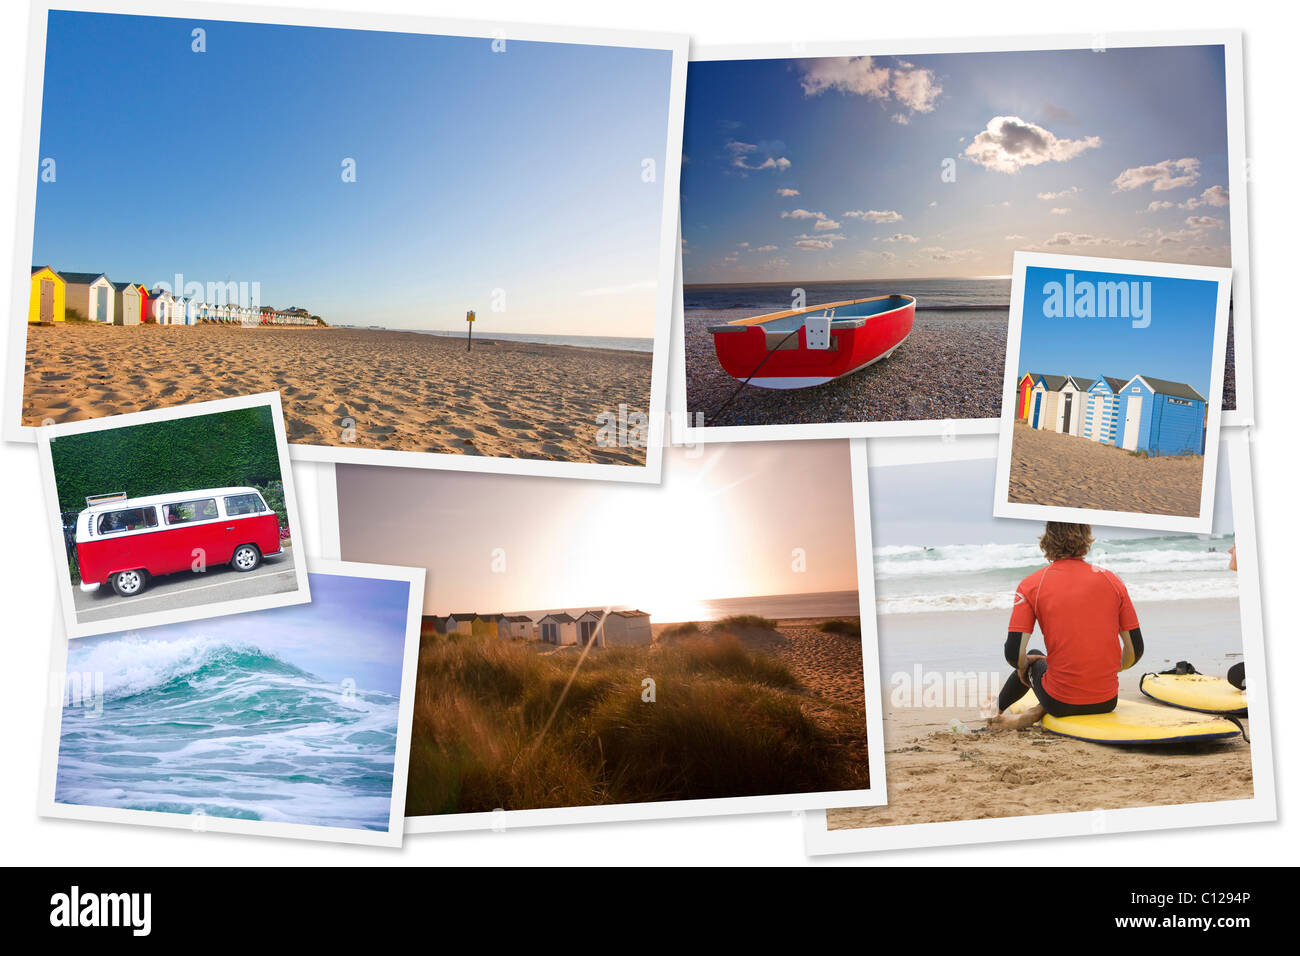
77,572,413,695
682,45,1230,284
34,11,672,336
871,455,1233,547
1016,265,1220,396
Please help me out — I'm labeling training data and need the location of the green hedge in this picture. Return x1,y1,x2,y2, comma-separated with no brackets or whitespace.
50,406,283,515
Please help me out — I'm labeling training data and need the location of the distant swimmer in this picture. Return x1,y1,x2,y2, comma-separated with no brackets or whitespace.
987,522,1144,732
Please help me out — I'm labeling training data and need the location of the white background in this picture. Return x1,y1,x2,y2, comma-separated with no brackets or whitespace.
0,0,1292,865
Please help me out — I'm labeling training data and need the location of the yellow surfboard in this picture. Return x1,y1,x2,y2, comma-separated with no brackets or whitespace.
1007,690,1241,745
1139,673,1248,716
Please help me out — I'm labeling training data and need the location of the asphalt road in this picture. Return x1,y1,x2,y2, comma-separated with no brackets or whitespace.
73,548,299,624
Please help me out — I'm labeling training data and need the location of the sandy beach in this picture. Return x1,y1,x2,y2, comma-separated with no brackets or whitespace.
1007,421,1205,517
828,598,1250,831
684,308,1008,427
22,324,652,465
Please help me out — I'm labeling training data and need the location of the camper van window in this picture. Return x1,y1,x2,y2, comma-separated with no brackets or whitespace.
96,507,158,535
223,493,266,516
163,498,219,525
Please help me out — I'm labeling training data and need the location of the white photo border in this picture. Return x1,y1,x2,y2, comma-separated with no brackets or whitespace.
669,29,1252,447
352,437,885,834
37,557,426,848
36,392,313,639
6,0,688,486
992,251,1231,535
804,429,1275,856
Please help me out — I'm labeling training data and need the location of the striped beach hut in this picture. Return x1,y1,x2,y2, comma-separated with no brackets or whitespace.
112,282,142,326
1027,374,1066,430
1116,375,1208,456
1015,372,1042,422
28,266,66,324
61,272,115,323
1082,376,1128,444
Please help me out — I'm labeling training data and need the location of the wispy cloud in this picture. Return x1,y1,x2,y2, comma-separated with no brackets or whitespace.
1113,157,1200,192
843,209,903,223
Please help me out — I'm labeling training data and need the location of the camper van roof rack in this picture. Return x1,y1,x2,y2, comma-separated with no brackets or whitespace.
85,492,128,506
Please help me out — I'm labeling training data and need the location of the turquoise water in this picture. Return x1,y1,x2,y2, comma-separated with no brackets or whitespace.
56,635,399,831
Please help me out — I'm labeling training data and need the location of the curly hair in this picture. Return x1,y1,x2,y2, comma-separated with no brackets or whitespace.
1038,521,1094,561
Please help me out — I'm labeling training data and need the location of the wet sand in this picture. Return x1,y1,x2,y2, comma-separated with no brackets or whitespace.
684,308,1007,427
22,324,651,465
1007,421,1205,517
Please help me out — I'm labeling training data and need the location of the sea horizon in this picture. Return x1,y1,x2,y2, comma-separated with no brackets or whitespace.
327,326,655,353
428,589,863,625
683,276,1012,313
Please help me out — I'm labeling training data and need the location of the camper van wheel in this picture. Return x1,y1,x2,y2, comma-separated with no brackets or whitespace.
111,569,146,597
231,544,262,572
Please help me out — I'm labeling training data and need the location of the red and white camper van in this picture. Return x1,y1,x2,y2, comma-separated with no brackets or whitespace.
75,486,283,597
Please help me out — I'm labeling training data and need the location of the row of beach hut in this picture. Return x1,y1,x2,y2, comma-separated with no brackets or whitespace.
1016,372,1208,456
424,609,653,648
28,267,318,327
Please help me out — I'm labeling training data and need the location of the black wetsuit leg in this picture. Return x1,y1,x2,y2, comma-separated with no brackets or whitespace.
997,649,1117,717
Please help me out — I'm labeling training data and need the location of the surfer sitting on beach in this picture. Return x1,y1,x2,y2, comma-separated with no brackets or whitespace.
987,521,1144,732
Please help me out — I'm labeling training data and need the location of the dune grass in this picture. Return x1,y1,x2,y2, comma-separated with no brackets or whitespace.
657,621,702,641
406,631,869,815
714,614,778,632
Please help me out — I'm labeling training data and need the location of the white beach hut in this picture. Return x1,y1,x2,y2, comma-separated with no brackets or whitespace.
575,609,652,647
503,615,535,640
61,272,115,323
1054,376,1089,436
149,289,175,324
538,613,578,646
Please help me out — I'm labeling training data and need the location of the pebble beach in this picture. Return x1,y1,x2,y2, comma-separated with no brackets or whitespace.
683,308,1008,427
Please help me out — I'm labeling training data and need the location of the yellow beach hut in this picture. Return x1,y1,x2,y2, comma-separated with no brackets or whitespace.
29,266,66,324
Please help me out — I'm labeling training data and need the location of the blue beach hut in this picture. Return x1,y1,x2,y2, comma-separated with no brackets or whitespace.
1116,375,1207,456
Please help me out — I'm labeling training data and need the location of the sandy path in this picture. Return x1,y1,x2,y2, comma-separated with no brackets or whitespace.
22,324,651,466
1007,421,1204,517
689,619,867,711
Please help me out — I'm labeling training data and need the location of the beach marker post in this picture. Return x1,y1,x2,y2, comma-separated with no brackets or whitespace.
466,309,475,351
